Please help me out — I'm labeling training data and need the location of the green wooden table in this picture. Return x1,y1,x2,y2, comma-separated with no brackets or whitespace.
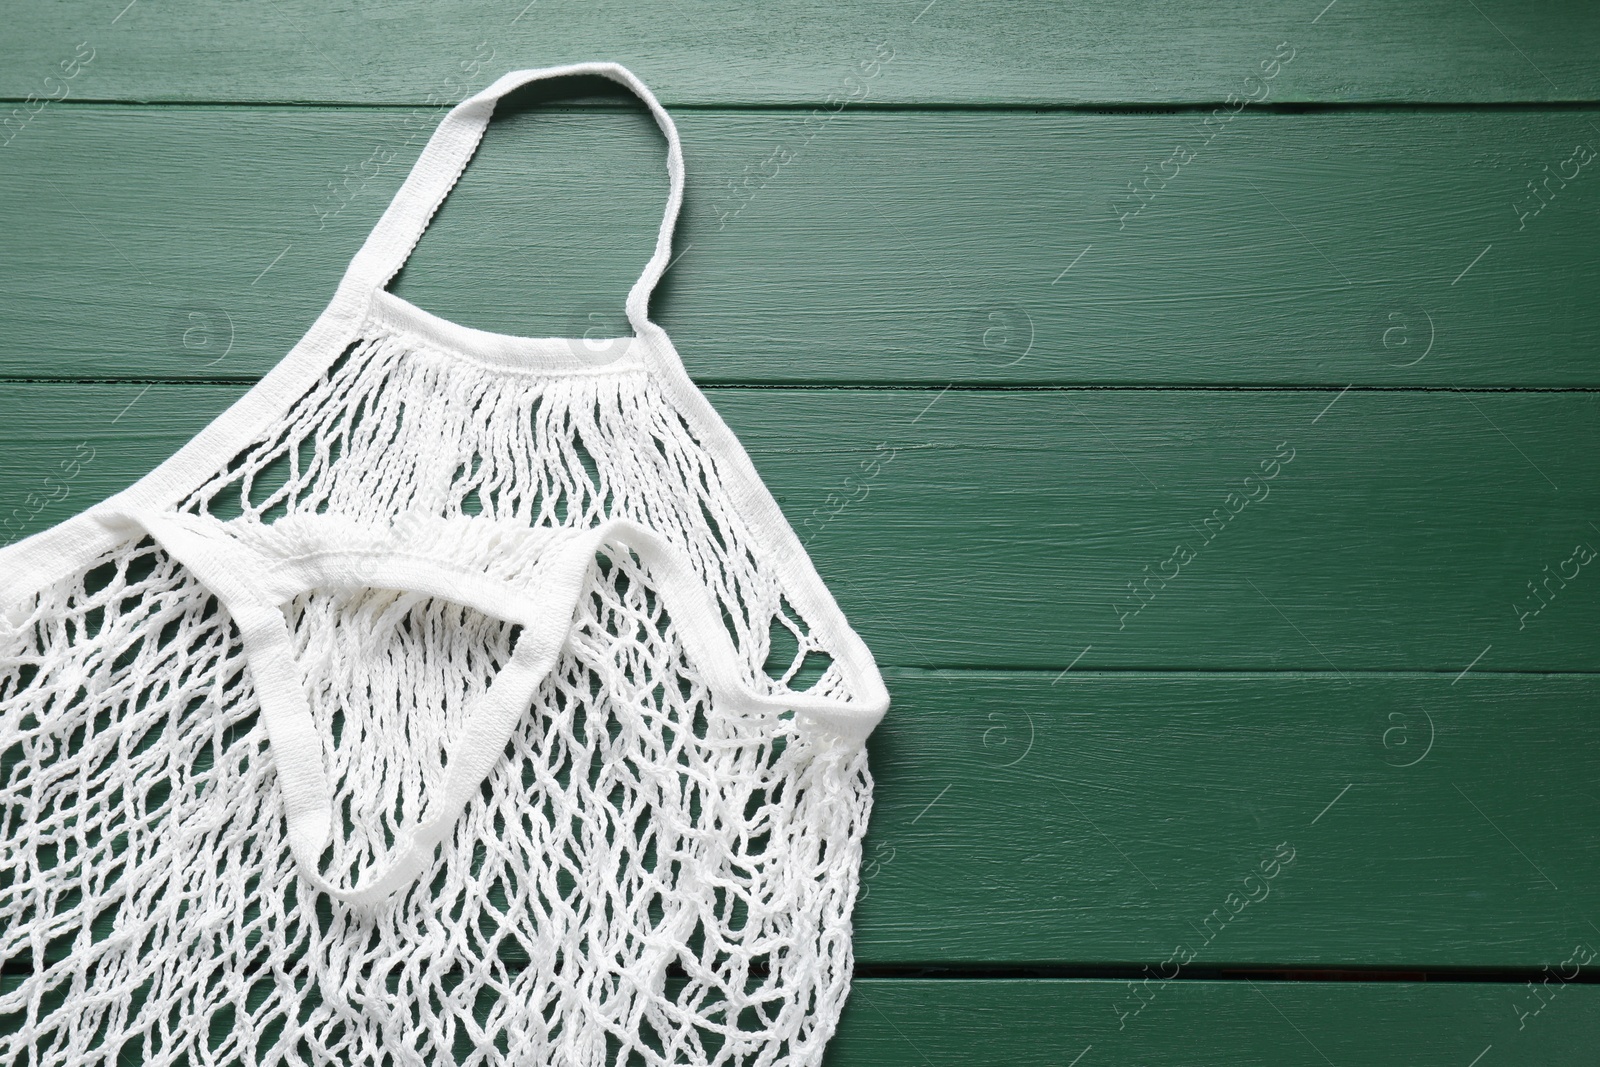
5,2,1600,1062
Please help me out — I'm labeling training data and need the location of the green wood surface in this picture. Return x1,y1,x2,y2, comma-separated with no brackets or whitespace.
4,384,1595,673
826,979,1600,1066
857,670,1600,968
6,1,1600,105
3,107,1599,385
6,2,1600,1057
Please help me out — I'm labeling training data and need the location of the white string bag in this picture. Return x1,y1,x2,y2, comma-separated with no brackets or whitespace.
0,63,888,1067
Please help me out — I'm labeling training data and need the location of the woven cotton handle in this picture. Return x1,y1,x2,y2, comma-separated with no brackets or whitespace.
341,62,685,338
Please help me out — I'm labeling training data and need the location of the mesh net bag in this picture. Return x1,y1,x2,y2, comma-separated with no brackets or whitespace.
0,63,889,1067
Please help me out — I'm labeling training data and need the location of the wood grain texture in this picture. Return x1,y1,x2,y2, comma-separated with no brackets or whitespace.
829,979,1600,1066
5,1,1600,105
856,669,1600,968
2,107,1598,385
4,384,1595,673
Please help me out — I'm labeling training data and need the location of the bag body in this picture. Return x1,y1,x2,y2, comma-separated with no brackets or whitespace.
0,63,887,1067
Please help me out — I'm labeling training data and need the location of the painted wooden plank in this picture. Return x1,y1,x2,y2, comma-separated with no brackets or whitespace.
829,979,1600,1066
9,667,1595,970
2,384,1595,673
4,974,1592,1064
2,108,1598,385
853,669,1600,968
5,2,1600,106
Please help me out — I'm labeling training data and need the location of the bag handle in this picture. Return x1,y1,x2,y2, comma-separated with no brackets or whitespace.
341,62,685,338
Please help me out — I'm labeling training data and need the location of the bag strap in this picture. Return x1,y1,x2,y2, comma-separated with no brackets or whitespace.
341,62,685,338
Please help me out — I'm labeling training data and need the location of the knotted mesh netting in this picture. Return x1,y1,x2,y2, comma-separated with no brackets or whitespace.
0,320,881,1066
